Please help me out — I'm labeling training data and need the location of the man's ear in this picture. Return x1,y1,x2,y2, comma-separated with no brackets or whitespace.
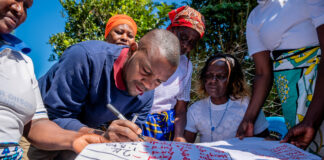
128,42,138,57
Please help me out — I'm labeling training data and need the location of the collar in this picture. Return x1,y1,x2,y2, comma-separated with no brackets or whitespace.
0,34,31,54
113,48,129,91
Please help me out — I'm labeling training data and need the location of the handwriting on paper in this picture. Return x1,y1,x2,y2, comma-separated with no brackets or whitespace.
76,141,231,160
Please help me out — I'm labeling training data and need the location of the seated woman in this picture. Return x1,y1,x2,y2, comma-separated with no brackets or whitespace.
104,14,137,46
184,54,269,143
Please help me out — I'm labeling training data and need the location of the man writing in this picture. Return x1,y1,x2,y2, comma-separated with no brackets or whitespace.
28,29,180,159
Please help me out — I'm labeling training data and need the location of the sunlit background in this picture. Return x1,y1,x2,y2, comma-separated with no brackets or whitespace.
16,0,185,78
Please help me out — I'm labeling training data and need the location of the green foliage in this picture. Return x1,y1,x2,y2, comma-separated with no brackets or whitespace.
48,0,282,116
190,0,282,116
48,0,174,60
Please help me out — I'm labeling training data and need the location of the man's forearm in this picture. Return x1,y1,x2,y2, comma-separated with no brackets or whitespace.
24,119,82,151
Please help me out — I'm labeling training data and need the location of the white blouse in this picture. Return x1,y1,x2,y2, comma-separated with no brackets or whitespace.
247,0,324,55
0,48,48,143
186,97,268,142
150,55,192,113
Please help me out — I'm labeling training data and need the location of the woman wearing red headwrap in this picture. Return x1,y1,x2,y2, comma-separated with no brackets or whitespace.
142,6,205,142
104,14,137,46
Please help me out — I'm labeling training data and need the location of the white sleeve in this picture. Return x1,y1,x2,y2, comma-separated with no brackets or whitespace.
246,9,268,56
176,61,193,101
27,58,48,120
307,0,324,28
185,105,198,133
253,110,269,135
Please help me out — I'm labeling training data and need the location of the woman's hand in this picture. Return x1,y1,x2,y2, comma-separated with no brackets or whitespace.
236,118,254,139
173,136,187,142
280,121,316,149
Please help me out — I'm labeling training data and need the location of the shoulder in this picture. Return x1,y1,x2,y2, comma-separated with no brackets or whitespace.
60,41,128,67
247,5,259,25
179,55,193,79
188,98,208,112
69,40,127,58
138,90,154,103
180,55,193,69
229,97,250,109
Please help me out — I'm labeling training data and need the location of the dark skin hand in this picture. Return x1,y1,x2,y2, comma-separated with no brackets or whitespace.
184,130,197,143
281,24,324,149
103,119,144,142
236,50,273,139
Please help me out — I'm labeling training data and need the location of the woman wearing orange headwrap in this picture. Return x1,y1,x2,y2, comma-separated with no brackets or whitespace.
104,14,137,46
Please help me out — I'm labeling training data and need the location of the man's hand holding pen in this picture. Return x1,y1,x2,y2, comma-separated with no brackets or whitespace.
104,104,147,142
103,119,145,142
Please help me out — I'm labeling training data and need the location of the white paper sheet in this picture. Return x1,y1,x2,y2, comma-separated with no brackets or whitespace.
76,141,231,160
76,137,321,160
198,137,321,160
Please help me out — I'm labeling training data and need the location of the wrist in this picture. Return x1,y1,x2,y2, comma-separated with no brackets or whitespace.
88,129,105,136
243,107,261,123
68,131,83,151
301,117,319,129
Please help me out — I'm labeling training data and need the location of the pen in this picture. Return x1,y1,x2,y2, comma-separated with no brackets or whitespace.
131,114,138,123
106,104,145,141
106,104,127,120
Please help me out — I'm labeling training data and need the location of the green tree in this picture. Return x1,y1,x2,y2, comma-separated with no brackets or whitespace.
48,0,174,60
189,0,282,116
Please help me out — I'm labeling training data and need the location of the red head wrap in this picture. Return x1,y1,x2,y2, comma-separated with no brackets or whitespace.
167,6,205,38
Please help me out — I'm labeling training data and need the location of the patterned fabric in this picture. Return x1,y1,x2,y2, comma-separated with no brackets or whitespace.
167,6,205,38
272,46,324,156
142,109,175,141
0,143,23,160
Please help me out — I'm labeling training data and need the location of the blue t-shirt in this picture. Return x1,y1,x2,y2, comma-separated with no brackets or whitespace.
38,40,153,131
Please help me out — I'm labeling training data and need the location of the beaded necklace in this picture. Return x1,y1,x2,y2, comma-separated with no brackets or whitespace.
209,97,229,141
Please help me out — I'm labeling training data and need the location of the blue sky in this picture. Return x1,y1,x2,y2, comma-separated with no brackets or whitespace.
15,0,186,78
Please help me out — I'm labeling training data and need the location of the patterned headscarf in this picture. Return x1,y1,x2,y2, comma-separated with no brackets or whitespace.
104,14,137,39
167,6,205,38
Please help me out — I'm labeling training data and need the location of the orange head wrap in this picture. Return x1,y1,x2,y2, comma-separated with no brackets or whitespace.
167,6,205,38
104,14,137,39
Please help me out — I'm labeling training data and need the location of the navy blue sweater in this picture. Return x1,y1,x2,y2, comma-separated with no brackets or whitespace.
38,40,153,131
